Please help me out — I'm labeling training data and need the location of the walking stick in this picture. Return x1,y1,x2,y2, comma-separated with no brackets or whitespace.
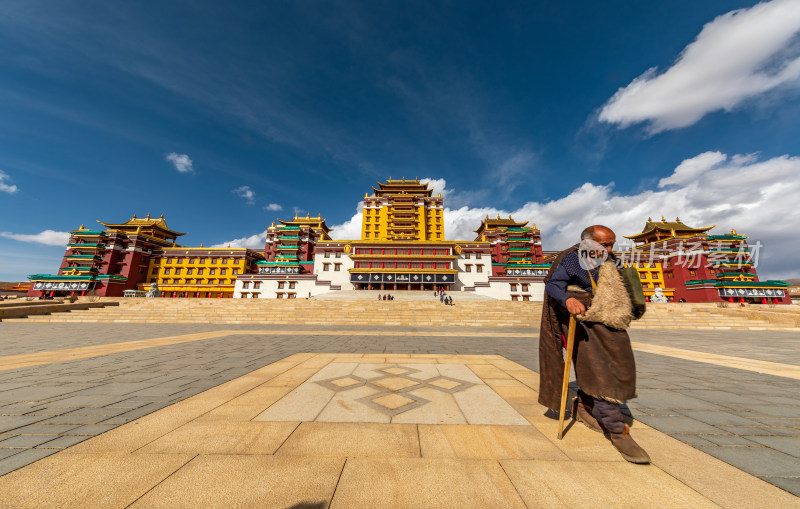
557,314,577,440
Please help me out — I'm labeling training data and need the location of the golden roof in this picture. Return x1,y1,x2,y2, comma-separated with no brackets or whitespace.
624,217,715,240
473,214,529,234
98,213,186,236
372,178,434,197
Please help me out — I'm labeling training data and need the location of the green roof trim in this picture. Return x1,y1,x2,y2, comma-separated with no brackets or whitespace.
68,243,107,248
281,226,301,230
279,236,300,240
506,238,530,242
65,254,101,259
706,235,746,240
685,279,718,285
71,230,106,236
506,228,529,232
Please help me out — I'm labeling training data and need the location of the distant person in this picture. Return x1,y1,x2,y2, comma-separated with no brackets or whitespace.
440,293,444,304
378,294,382,300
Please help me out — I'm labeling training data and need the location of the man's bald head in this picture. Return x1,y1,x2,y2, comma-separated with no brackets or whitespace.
581,225,616,253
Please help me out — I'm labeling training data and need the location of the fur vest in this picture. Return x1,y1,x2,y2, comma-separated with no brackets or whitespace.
578,260,634,330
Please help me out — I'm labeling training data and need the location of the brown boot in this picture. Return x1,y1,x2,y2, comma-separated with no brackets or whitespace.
572,397,602,433
608,424,650,464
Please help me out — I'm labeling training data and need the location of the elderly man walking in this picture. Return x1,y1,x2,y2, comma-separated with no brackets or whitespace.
538,225,650,464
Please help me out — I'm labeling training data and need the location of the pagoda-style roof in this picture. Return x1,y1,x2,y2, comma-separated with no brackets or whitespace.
624,217,715,242
97,213,186,237
278,214,332,238
372,178,433,197
473,215,530,235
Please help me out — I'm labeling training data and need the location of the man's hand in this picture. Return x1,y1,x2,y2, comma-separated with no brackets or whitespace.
565,297,585,315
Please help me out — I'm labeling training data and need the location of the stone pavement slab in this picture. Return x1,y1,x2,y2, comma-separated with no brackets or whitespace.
0,353,797,508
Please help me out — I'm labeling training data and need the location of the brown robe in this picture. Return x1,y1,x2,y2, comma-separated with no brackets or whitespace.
538,246,637,411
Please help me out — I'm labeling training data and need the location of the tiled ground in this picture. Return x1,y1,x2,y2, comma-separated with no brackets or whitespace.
1,353,795,508
0,322,798,502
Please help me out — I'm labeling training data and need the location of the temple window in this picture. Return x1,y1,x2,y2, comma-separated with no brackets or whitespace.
689,270,697,277
465,265,472,272
276,293,284,299
289,282,296,289
477,265,483,273
465,253,470,259
187,268,194,275
223,259,229,264
197,269,204,275
278,282,285,289
639,273,646,279
220,269,227,275
335,252,341,258
189,259,195,265
522,295,530,301
476,253,482,259
175,268,182,275
334,264,341,271
522,283,529,292
253,282,261,289
210,268,216,275
324,252,330,258
165,268,171,275
233,269,239,275
511,295,519,301
323,264,330,271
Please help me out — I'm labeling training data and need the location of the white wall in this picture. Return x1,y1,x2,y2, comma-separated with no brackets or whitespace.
453,253,490,291
313,252,355,290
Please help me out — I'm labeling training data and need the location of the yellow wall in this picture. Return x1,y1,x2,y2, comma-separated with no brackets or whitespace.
624,261,672,297
362,198,444,241
141,250,254,296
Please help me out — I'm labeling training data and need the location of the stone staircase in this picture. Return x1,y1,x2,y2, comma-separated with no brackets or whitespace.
5,299,798,330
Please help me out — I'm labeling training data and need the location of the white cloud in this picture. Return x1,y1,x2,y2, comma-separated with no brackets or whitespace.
420,178,449,200
600,0,800,133
264,203,282,211
210,229,267,249
0,230,70,246
233,185,256,205
658,151,727,187
329,202,365,240
0,170,18,194
165,152,194,173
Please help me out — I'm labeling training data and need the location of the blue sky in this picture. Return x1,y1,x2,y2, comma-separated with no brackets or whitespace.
2,0,800,280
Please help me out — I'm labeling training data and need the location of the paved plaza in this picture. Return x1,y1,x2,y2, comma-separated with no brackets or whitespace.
0,321,798,507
